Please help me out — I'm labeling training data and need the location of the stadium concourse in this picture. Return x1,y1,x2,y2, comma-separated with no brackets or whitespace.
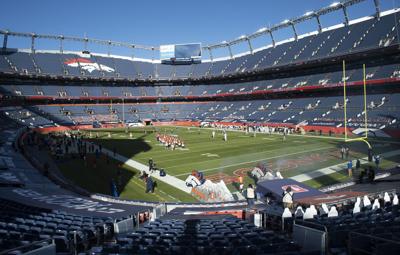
1,0,400,254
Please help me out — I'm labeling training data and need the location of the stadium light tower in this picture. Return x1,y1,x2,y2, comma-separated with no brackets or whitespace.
0,0,375,60
207,46,213,61
255,27,275,47
342,4,349,25
83,35,89,51
290,21,298,41
258,28,275,47
373,0,381,18
238,35,253,54
131,44,135,59
314,13,323,33
107,40,112,56
223,41,233,59
246,37,253,54
31,33,36,53
2,30,8,49
269,29,276,47
283,19,298,41
330,2,341,7
59,35,64,53
304,11,322,33
330,2,350,25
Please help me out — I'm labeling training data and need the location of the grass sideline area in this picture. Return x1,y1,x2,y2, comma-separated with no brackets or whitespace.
50,126,400,202
54,153,198,203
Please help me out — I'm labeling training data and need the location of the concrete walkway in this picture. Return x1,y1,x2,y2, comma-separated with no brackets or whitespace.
102,147,192,194
291,149,400,182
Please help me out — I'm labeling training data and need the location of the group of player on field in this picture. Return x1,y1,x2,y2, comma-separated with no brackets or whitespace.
156,133,185,150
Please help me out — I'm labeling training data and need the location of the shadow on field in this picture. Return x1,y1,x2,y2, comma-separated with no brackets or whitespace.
87,134,152,160
63,134,154,196
60,154,136,196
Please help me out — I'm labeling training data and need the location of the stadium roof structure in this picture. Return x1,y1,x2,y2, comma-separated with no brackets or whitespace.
0,0,383,61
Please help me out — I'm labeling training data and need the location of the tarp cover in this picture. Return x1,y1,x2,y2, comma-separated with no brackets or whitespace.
256,178,325,200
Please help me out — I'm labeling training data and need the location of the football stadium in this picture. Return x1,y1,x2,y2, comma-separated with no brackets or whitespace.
1,0,400,254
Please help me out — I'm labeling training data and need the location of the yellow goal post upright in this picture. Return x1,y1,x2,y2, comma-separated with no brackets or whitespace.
342,60,372,150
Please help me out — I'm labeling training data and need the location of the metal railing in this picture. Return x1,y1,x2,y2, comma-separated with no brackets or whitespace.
293,220,328,254
0,0,383,59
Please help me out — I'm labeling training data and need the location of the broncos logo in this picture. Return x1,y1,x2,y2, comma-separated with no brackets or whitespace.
64,58,115,73
281,184,309,193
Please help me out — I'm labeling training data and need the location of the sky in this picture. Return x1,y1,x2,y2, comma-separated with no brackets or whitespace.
1,0,399,59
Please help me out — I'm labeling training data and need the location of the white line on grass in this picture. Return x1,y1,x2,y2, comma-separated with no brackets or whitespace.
201,153,219,157
174,125,346,141
97,147,193,194
128,178,168,201
164,141,330,170
149,138,327,164
174,146,333,176
157,189,180,202
174,125,400,145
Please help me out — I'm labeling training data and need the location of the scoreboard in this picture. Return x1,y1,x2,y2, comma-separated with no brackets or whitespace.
160,43,201,64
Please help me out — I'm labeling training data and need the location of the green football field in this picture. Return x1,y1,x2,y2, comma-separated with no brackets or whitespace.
53,126,400,202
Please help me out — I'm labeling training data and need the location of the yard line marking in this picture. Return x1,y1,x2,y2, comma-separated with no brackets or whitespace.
174,146,333,176
147,138,313,163
97,146,193,194
174,125,347,141
165,142,326,169
201,153,219,157
157,189,180,202
129,178,168,201
175,125,397,143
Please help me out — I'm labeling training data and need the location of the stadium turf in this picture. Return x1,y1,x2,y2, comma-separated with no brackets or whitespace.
55,153,198,203
51,126,400,202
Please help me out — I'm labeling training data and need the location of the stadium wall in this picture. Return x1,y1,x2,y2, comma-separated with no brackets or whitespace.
31,120,355,136
32,123,124,133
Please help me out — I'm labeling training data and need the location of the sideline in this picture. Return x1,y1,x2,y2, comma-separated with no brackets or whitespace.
175,125,400,144
101,147,193,194
291,149,400,182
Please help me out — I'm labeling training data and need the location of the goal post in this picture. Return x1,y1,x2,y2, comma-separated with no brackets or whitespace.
342,60,372,149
